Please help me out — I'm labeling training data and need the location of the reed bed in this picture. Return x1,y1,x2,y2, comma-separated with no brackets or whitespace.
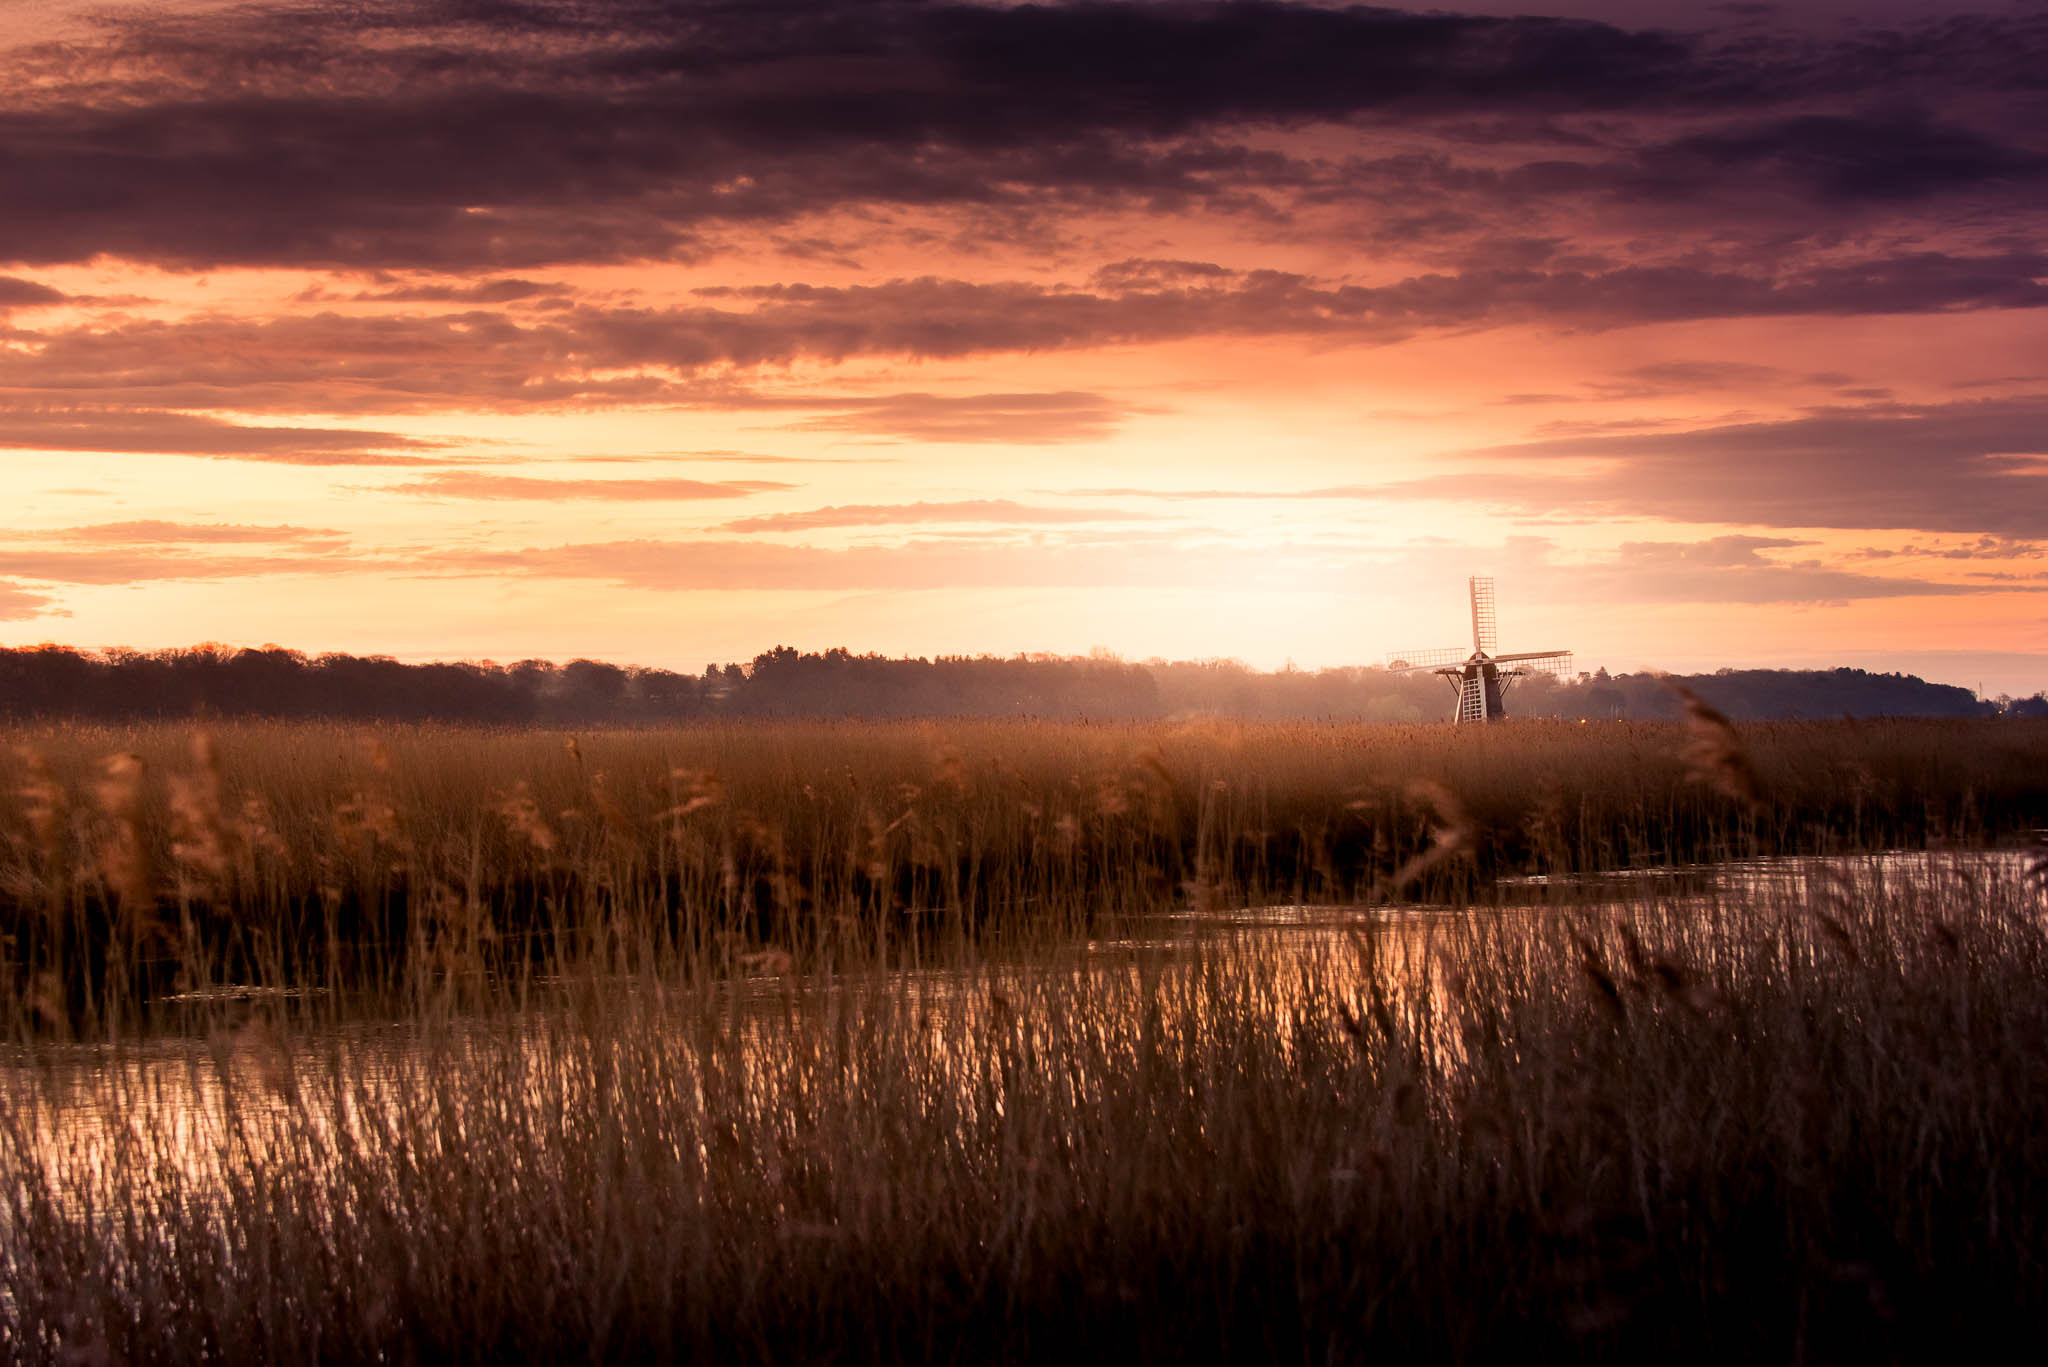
2,718,2047,1362
1,717,2043,1022
4,853,2047,1363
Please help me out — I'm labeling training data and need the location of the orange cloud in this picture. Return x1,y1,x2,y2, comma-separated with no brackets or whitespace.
718,500,1153,532
381,473,795,500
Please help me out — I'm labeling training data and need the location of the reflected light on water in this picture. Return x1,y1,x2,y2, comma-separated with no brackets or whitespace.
2,849,2034,1235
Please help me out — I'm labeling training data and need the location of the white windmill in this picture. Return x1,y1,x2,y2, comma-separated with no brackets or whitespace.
1386,576,1572,723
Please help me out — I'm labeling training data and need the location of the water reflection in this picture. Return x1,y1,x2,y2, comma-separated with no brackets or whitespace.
3,849,2033,1234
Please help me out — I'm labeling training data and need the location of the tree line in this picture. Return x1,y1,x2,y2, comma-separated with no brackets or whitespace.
0,643,2023,724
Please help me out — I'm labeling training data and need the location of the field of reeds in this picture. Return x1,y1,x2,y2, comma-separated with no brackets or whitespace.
2,716,2047,1363
2,716,2044,1020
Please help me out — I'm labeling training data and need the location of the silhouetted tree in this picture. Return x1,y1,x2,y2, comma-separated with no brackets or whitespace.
0,646,2009,724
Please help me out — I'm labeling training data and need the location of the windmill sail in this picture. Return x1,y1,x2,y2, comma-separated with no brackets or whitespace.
1457,675,1488,723
1469,576,1497,653
1384,646,1466,672
1491,650,1573,676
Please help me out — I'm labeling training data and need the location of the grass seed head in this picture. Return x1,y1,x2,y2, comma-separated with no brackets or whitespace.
1668,680,1763,809
169,731,232,882
93,751,155,914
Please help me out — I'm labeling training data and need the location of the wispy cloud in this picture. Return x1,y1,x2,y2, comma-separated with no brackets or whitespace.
0,522,2016,610
351,277,560,304
786,392,1135,443
398,530,2019,605
0,549,349,586
381,472,795,500
1584,535,1976,604
0,580,62,620
1048,486,1378,502
718,500,1152,532
660,451,895,465
44,521,349,547
424,535,1300,592
0,405,444,462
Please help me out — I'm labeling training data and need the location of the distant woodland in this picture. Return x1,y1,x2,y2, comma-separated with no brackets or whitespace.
0,643,2032,724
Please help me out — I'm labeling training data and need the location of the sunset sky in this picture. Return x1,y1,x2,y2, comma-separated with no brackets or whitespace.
2,0,2043,691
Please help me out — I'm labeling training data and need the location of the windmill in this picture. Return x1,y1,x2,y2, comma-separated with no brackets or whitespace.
1386,576,1572,723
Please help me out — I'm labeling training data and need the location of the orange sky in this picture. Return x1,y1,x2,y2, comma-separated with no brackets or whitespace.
1,0,2043,693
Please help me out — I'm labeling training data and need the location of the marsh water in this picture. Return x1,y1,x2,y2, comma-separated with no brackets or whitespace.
3,848,2035,1229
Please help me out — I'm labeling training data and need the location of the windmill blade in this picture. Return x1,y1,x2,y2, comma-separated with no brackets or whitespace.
1385,646,1465,672
1491,650,1573,675
1468,576,1497,653
1457,674,1487,723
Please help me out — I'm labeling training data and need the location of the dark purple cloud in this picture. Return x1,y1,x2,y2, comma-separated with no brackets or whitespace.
1394,396,2048,535
0,1,2040,269
3,259,2041,421
0,275,65,306
0,314,674,414
1641,111,2045,204
611,253,2048,358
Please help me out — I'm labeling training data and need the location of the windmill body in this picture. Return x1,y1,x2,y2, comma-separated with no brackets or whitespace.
1386,577,1572,723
